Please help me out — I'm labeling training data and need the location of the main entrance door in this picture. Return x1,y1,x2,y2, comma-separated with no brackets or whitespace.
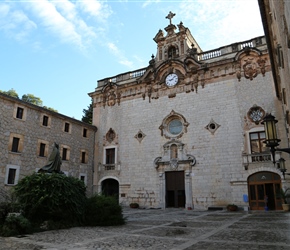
165,171,185,208
248,171,282,210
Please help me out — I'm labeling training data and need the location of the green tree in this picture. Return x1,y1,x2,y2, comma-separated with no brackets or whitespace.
43,106,58,112
0,88,19,99
82,101,93,124
22,94,43,106
13,173,86,226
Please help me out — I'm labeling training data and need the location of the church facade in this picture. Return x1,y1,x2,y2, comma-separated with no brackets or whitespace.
89,13,287,210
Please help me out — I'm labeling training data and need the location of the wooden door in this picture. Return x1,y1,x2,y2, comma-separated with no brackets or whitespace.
165,171,185,208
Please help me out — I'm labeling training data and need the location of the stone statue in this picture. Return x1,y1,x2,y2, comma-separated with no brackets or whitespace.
38,143,63,174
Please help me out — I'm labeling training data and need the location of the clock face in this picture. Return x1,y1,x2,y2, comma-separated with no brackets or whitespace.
165,73,178,87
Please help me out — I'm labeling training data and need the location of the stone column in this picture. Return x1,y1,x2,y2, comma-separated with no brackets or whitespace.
185,170,193,209
159,171,166,209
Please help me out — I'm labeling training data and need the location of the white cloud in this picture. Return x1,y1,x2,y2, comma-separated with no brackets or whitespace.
142,0,161,8
77,0,112,21
0,3,36,41
178,0,264,50
26,0,84,49
107,42,133,68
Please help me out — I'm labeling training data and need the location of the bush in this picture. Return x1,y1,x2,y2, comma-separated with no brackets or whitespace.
0,214,32,236
13,173,87,226
84,195,125,226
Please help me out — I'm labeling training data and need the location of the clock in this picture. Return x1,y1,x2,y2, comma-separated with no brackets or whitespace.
165,73,178,87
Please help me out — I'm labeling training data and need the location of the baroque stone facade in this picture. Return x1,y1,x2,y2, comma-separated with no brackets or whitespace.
89,13,287,210
0,93,97,196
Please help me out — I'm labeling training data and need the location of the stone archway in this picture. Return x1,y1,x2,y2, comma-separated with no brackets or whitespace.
102,178,119,201
248,171,282,210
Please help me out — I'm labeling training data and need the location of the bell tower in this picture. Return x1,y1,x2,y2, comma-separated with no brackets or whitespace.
153,11,203,66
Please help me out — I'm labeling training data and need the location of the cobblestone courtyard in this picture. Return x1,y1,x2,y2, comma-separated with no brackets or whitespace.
1,208,290,250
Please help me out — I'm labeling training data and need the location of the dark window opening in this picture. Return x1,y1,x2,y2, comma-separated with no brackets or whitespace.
64,123,70,132
106,148,115,164
43,115,49,126
168,46,177,59
80,175,85,182
62,148,67,160
39,143,46,157
7,169,16,185
81,152,86,163
83,128,87,137
11,137,20,152
16,107,24,119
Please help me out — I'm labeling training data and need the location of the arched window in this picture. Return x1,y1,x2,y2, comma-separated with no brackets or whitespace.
168,46,177,59
170,144,178,159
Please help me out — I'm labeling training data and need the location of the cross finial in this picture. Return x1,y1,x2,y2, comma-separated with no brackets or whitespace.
166,11,176,25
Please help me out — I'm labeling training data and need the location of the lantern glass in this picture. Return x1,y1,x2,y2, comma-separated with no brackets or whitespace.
262,114,280,147
279,158,286,170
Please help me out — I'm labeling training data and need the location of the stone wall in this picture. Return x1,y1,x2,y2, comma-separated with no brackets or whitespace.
0,94,97,196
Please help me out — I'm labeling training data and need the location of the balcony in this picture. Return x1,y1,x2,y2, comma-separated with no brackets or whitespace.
242,152,273,170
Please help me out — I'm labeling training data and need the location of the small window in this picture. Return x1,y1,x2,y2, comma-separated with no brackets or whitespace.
106,148,115,164
43,115,49,126
79,173,87,185
11,137,20,152
81,151,86,164
16,107,24,119
5,165,20,185
39,143,46,157
8,169,16,184
62,148,68,160
64,123,70,133
168,46,177,59
168,119,183,135
83,128,87,138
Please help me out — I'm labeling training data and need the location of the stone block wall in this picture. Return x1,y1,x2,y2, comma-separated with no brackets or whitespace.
0,93,96,196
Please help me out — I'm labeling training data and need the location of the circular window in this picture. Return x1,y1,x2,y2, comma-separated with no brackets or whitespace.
168,119,183,135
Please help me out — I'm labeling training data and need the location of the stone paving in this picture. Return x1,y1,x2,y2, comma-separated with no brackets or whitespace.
0,208,290,250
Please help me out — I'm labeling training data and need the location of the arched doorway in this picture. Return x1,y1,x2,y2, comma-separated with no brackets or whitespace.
248,171,282,210
102,179,119,201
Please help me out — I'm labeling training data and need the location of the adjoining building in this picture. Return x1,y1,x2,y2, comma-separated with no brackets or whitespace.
0,92,97,198
89,12,288,210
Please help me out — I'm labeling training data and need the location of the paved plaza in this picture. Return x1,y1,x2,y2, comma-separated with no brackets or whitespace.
1,208,290,250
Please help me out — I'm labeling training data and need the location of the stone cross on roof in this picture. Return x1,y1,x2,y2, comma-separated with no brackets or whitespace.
166,11,176,25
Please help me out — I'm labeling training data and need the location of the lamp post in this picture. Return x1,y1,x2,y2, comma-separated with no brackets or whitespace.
262,113,288,179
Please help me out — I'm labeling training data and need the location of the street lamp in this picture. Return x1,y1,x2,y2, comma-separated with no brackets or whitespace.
262,113,288,178
278,157,287,179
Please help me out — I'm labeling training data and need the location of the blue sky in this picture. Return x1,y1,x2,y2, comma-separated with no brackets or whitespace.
0,0,264,120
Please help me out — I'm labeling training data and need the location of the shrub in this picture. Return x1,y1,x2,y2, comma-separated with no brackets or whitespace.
13,173,86,226
0,214,32,236
84,195,125,226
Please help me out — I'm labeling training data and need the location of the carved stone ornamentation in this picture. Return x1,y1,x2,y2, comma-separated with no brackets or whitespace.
257,57,266,76
243,58,258,80
205,118,221,135
134,130,146,143
107,90,116,106
106,128,116,143
247,105,265,124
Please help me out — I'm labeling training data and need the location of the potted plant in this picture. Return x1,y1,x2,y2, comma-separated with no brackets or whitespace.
276,188,290,211
227,204,238,211
129,203,139,209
